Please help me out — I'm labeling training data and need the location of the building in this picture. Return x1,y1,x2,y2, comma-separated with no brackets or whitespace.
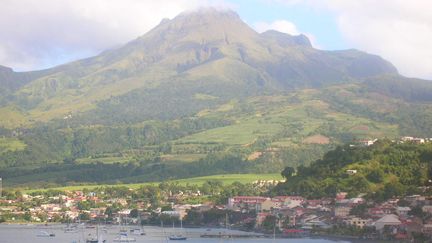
422,205,432,214
346,170,358,175
334,205,351,218
396,207,411,217
228,196,267,211
359,139,378,146
344,217,372,228
272,196,304,209
260,198,278,212
423,224,432,235
374,214,401,231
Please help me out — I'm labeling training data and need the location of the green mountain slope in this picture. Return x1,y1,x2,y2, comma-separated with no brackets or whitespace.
274,140,432,200
0,8,432,188
2,9,400,124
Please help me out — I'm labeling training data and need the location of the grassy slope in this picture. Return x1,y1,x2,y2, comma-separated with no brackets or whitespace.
0,137,27,154
0,83,420,188
24,173,282,193
0,106,30,128
177,87,399,147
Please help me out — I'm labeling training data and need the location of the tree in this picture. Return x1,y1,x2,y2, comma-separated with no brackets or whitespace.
79,212,90,221
408,206,424,218
261,215,277,232
383,181,405,199
129,209,139,218
105,206,114,218
184,209,202,225
23,212,31,221
350,204,368,218
281,167,295,179
366,169,384,183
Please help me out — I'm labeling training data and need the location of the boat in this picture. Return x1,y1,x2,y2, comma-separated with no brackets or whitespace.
168,235,187,240
64,224,79,233
113,232,136,242
36,230,55,237
130,227,146,235
85,232,106,243
85,226,106,243
86,238,106,243
168,219,187,241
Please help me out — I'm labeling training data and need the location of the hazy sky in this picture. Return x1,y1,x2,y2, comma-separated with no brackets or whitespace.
1,0,431,79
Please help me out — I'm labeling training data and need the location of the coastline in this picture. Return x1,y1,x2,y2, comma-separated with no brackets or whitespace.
0,223,388,242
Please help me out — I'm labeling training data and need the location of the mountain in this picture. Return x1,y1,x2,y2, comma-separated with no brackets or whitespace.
3,9,399,122
1,8,432,187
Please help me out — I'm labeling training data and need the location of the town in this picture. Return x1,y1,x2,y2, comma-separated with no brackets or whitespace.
1,137,432,242
0,180,431,241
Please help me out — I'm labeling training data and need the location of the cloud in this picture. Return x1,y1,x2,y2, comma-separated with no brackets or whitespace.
275,0,432,79
254,20,300,35
328,0,432,79
0,0,214,71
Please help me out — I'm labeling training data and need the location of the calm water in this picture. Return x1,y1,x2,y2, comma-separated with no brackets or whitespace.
0,224,351,243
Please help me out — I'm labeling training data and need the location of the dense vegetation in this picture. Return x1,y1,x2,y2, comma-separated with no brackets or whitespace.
275,140,432,200
1,9,432,188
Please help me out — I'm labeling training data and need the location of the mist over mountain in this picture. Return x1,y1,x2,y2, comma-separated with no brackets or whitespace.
1,9,432,187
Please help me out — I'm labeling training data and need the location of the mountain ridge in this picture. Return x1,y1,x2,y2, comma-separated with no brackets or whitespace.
1,8,404,123
1,8,432,187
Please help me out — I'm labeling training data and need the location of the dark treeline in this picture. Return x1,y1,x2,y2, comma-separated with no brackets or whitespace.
1,153,257,187
0,116,231,168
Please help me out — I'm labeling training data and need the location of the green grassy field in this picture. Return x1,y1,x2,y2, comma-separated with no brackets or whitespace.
177,117,283,145
177,92,399,148
160,153,207,163
0,137,27,154
24,173,283,193
76,156,132,164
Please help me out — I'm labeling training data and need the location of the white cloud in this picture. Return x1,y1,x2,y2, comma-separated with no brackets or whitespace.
0,0,218,71
254,20,300,35
328,0,432,79
275,0,432,79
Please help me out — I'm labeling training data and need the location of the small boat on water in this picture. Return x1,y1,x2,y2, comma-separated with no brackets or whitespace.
168,219,187,241
85,226,106,243
168,235,187,240
113,232,136,242
64,224,79,233
130,227,145,235
86,237,106,243
36,230,55,237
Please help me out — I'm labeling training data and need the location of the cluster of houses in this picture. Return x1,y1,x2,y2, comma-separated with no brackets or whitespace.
227,193,432,240
1,188,432,240
1,185,432,241
0,191,130,223
358,136,432,147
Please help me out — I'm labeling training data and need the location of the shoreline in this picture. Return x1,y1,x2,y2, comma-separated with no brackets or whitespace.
0,223,387,242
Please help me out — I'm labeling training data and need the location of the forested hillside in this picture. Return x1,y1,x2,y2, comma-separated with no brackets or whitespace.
275,140,432,200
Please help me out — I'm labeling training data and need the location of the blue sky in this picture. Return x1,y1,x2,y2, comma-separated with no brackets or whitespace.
0,0,431,79
230,0,349,50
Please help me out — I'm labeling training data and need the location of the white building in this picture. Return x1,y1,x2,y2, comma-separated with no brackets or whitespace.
396,207,411,217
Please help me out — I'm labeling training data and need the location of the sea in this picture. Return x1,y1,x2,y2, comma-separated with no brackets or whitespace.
0,224,353,243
